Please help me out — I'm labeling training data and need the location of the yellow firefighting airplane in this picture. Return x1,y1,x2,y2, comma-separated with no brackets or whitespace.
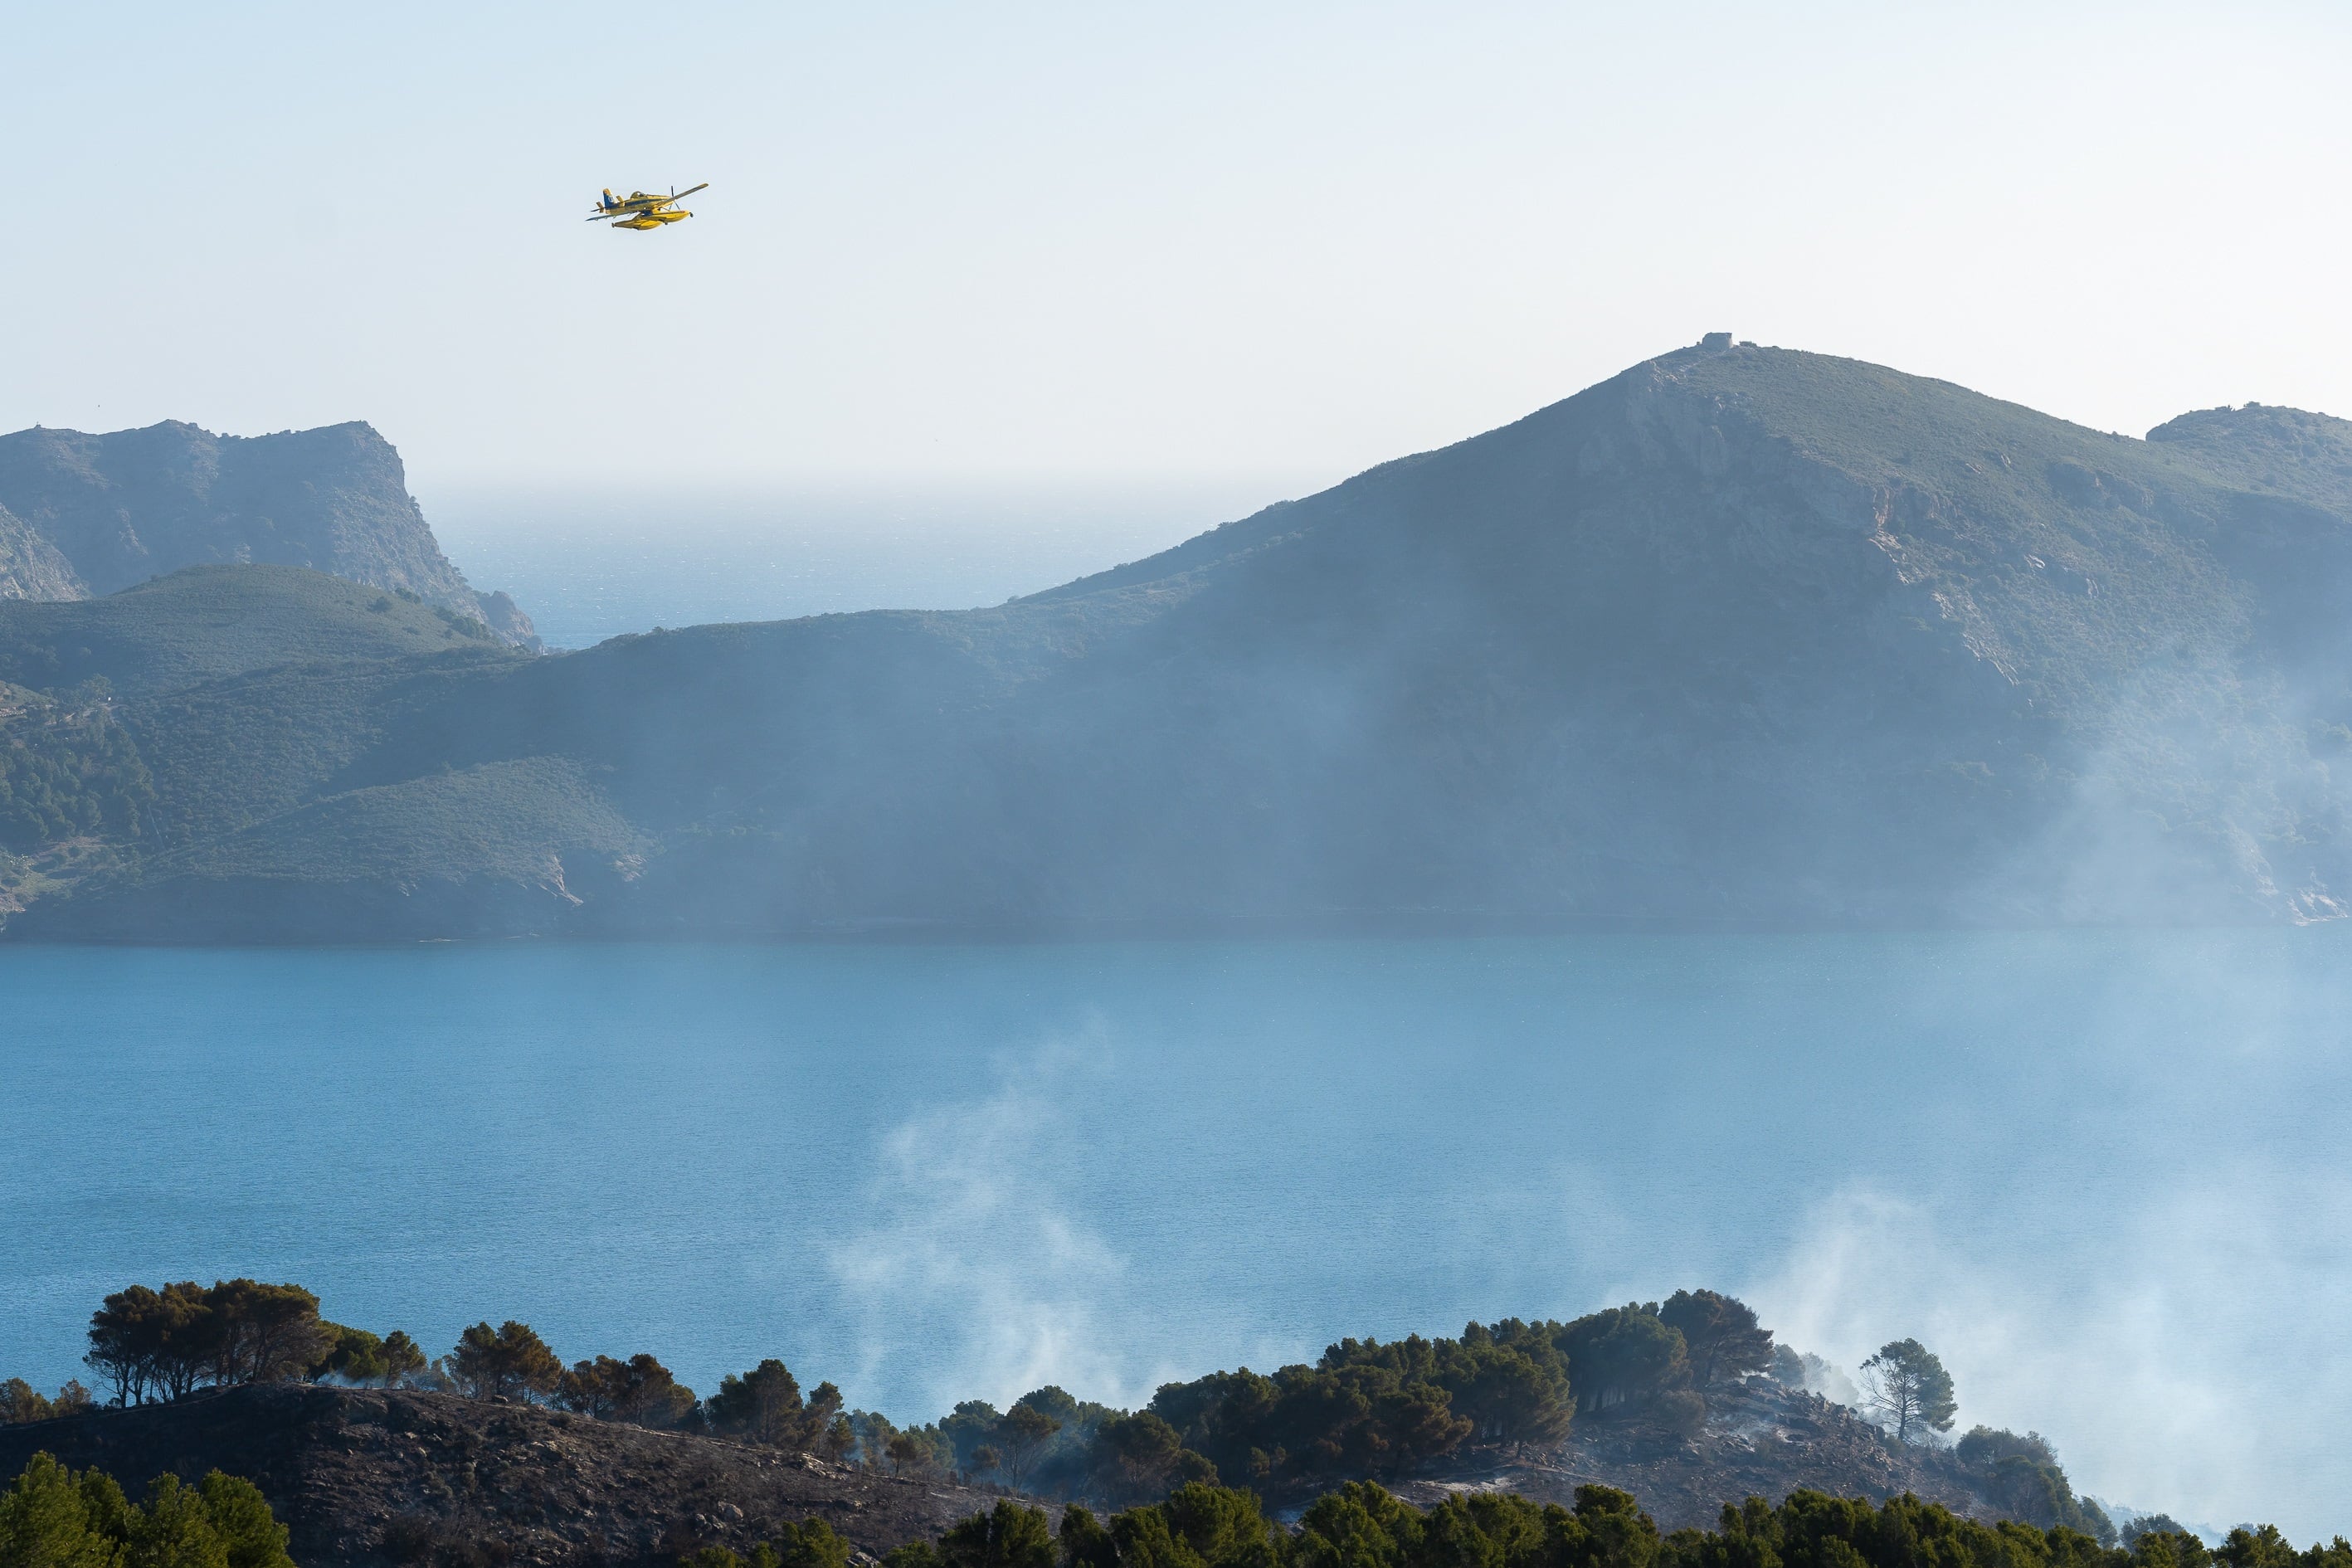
589,184,708,231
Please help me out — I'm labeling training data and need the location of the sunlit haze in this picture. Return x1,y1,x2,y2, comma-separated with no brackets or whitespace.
8,2,2351,494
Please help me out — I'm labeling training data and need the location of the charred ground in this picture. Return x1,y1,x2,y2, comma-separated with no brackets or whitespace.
0,1380,2059,1568
0,1385,1010,1568
1396,1382,2003,1529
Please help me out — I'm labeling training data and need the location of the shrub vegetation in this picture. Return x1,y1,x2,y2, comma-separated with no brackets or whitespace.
889,1484,2352,1568
0,1452,294,1568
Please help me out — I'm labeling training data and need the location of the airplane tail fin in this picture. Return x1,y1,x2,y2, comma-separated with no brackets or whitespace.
601,188,616,209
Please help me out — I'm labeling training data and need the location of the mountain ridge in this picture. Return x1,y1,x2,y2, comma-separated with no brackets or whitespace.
5,340,2350,940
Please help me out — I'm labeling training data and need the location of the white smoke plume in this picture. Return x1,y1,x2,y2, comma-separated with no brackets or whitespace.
1746,1176,2352,1538
824,1028,1178,1417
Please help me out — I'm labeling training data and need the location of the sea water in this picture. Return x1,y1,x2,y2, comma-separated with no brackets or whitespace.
2,931,2349,1534
421,485,1270,650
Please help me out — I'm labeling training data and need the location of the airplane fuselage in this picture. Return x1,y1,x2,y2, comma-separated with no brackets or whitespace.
592,184,706,230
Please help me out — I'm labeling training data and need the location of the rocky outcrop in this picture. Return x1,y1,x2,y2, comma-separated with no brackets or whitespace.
0,421,538,649
472,590,540,650
0,503,82,601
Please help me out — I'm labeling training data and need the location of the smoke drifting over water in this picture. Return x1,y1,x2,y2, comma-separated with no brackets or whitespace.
809,934,2352,1536
1743,1074,2352,1529
823,1032,1218,1416
8,937,2350,1537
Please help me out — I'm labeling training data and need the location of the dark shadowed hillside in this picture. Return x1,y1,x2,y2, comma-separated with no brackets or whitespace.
0,420,538,647
0,1385,1014,1568
0,1381,2056,1566
6,340,2352,939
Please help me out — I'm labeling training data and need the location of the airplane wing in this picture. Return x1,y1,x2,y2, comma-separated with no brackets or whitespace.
672,183,709,199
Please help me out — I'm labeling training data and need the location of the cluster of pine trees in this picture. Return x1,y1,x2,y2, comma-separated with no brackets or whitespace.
0,680,152,853
0,1380,91,1426
75,1282,387,1405
919,1295,1867,1504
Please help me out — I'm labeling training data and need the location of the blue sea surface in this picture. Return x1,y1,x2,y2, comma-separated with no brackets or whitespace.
421,484,1268,649
2,932,2348,1534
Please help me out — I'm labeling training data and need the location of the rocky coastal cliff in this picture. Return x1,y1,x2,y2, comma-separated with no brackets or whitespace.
0,420,537,649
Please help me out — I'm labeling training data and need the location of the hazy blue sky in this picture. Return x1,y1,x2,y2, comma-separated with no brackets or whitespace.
7,2,2350,494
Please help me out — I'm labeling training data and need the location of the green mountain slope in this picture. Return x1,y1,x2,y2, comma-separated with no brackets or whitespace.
7,341,2351,939
0,567,548,923
0,565,509,697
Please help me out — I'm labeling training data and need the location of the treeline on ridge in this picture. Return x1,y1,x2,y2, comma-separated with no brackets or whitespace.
5,1280,2121,1541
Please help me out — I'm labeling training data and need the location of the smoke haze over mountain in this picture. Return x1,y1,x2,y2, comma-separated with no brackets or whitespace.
11,342,2352,938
